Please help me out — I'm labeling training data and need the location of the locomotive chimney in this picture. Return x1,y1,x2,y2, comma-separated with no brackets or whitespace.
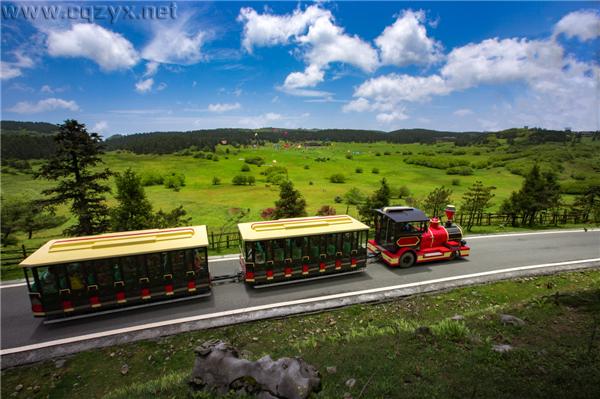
445,205,456,227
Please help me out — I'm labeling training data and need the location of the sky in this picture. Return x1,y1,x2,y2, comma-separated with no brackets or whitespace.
1,1,599,136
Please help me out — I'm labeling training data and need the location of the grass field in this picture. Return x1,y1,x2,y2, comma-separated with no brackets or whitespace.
2,270,599,398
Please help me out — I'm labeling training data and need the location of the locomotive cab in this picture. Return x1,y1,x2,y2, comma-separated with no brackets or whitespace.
368,205,470,268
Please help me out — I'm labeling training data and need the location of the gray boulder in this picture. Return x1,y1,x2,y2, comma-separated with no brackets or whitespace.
500,314,525,326
189,339,321,399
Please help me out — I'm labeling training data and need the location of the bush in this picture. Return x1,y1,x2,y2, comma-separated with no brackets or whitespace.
452,149,467,155
304,165,310,170
451,178,461,186
212,176,221,185
375,152,381,156
355,167,363,174
205,153,213,160
446,166,473,176
241,164,250,172
141,171,164,186
263,166,288,185
316,205,336,216
212,155,219,162
334,196,343,203
309,181,314,185
372,168,380,174
398,185,411,198
260,207,276,220
431,319,470,342
163,172,186,191
345,153,353,160
330,174,346,184
383,151,391,155
245,156,265,167
315,157,328,162
232,175,255,185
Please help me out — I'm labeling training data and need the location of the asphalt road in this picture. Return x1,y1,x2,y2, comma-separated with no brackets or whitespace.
1,230,599,351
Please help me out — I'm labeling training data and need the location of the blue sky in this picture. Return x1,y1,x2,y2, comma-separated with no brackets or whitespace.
1,1,598,135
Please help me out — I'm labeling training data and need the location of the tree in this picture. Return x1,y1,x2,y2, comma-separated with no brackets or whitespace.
358,178,391,224
573,185,600,223
343,187,366,214
0,197,67,243
1,197,29,244
316,205,336,216
500,164,561,226
153,206,192,229
111,168,154,231
461,181,495,231
423,186,453,217
36,119,112,236
273,180,307,219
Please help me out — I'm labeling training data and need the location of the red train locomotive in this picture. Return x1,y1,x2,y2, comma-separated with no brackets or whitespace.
367,205,470,268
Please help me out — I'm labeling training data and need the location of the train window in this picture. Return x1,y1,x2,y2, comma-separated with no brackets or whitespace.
66,263,85,292
171,251,186,277
273,240,285,262
292,237,303,260
84,262,96,286
285,238,292,259
161,252,172,276
109,258,123,282
95,260,113,288
255,242,267,264
342,232,352,255
245,242,254,262
121,256,138,286
326,234,336,256
36,266,58,295
192,249,204,272
310,236,320,258
146,253,162,280
360,231,367,249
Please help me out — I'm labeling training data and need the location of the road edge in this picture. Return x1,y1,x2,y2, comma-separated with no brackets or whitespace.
2,259,599,368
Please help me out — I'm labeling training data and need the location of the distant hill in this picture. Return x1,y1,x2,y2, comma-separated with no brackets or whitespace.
0,120,59,135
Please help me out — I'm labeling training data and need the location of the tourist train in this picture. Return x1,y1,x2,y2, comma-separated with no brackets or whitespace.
20,205,469,318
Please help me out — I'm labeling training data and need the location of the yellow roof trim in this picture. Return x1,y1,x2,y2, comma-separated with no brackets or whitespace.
238,215,369,241
20,226,208,268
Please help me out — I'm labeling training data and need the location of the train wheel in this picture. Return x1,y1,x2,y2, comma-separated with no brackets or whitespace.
399,251,416,268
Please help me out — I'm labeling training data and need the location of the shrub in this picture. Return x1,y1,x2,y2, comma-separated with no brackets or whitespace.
398,185,411,198
334,196,343,203
241,164,250,172
355,167,363,174
345,153,353,160
163,172,185,191
383,151,391,155
232,175,247,185
315,157,328,162
212,155,219,162
431,319,470,342
446,166,473,176
245,156,265,167
260,207,276,220
451,178,461,186
330,174,346,183
309,181,314,185
141,171,164,186
263,166,288,185
212,176,221,185
304,165,310,170
316,205,336,216
452,149,467,155
372,168,380,174
375,152,381,156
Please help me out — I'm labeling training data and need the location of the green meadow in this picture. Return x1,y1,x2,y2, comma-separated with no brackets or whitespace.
2,138,599,252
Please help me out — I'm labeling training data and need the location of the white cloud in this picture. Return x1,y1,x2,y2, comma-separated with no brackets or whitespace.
143,61,160,77
238,5,329,52
46,23,139,71
92,121,108,133
355,74,449,103
343,97,372,113
142,15,205,64
8,98,79,114
40,84,68,94
207,102,241,113
375,10,442,67
277,86,333,98
0,62,22,80
376,110,409,123
238,112,283,128
156,82,168,91
135,78,154,93
453,108,473,117
554,10,600,41
284,64,325,89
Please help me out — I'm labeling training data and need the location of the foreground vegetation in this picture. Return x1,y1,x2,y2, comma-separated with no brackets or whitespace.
2,270,599,398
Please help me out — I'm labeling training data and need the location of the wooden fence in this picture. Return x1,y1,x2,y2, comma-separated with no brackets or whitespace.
0,245,31,269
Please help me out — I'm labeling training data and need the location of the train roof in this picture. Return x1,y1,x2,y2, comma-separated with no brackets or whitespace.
375,206,429,222
238,215,369,241
20,226,208,268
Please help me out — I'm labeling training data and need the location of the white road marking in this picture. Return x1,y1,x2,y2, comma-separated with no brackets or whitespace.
467,229,599,240
2,257,598,355
0,282,27,289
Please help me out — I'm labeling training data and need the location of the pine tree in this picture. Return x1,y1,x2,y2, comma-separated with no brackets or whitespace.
461,181,495,231
423,186,453,218
111,168,154,231
36,120,112,236
358,178,391,224
273,180,307,219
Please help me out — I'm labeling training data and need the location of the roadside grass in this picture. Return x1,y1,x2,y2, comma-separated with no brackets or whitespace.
2,270,599,398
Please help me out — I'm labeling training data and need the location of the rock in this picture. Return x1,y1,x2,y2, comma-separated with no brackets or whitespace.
492,344,514,353
54,359,66,369
345,378,356,389
120,364,129,375
252,337,259,342
14,384,23,392
500,314,525,326
414,326,432,336
451,315,465,321
110,352,115,357
343,392,353,399
33,386,40,392
326,366,337,374
189,340,321,399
